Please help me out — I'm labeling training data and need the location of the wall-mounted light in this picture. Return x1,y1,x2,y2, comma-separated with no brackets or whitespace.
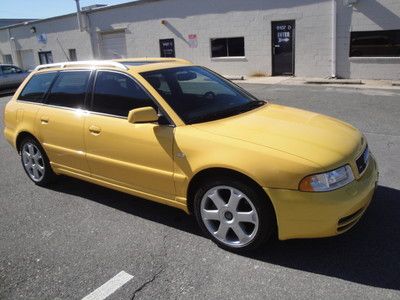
161,20,167,25
344,0,358,7
30,26,36,34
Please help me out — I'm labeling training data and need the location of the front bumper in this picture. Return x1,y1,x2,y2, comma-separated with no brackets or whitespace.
265,156,378,240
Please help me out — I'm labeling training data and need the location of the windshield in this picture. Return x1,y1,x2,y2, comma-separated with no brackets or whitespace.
140,66,265,124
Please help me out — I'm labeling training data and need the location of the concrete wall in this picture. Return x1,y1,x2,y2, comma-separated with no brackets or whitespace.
337,0,400,79
0,15,93,68
87,0,333,77
0,0,399,79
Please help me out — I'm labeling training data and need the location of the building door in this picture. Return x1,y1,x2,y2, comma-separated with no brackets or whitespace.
100,31,127,59
159,39,175,57
38,51,53,64
272,20,295,76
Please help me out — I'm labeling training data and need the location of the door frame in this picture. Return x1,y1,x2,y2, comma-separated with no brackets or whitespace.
271,20,296,76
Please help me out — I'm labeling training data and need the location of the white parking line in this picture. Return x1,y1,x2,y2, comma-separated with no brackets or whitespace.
82,271,134,300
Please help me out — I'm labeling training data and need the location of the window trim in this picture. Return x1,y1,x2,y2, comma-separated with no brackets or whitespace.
90,69,175,126
210,37,246,58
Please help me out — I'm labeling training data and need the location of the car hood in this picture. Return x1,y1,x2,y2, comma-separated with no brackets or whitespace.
192,103,363,168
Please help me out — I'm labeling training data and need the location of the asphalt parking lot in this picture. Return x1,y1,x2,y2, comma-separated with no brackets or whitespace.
1,84,400,299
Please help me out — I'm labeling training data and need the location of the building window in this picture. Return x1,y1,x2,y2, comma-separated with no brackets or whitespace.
350,30,400,57
159,39,175,58
69,49,78,61
211,37,245,58
38,51,53,64
2,54,13,64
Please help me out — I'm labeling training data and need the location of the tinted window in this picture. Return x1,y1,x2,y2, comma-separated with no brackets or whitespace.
92,71,155,117
211,37,245,58
18,72,57,102
47,71,90,108
350,30,400,57
141,66,261,124
1,65,21,74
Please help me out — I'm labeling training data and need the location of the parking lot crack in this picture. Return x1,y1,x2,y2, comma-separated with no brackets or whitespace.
130,268,163,300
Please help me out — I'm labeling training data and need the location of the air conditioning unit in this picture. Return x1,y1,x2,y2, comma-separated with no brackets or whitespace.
344,0,358,7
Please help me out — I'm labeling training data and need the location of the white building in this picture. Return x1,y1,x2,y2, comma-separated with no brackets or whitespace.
0,0,399,79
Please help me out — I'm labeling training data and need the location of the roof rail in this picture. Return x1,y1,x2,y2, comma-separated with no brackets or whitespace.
34,60,129,71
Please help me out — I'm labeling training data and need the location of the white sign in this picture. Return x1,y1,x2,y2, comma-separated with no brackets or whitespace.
188,34,198,48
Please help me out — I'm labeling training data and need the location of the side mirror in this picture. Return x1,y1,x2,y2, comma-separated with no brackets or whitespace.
128,106,158,124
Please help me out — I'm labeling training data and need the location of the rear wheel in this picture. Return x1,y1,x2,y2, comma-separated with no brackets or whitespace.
193,176,275,251
20,137,57,186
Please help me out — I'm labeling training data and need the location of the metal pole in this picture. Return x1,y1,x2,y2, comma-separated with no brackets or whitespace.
74,0,83,31
331,0,337,78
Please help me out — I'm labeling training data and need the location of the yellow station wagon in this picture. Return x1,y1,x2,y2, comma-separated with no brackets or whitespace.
3,58,378,251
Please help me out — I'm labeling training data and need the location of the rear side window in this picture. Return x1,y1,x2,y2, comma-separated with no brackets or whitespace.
92,71,155,117
18,72,57,103
47,71,90,108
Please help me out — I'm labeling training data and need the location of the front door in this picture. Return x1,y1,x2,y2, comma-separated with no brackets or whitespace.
84,70,175,198
272,20,295,76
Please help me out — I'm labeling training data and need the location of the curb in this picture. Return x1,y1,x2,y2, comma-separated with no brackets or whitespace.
305,79,363,85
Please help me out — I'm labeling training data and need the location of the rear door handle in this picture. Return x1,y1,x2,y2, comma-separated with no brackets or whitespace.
89,125,101,135
40,116,49,124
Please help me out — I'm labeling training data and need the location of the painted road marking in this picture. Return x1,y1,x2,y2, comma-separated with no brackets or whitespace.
82,271,134,300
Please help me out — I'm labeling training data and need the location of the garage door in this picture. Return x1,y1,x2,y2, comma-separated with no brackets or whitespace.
100,31,127,59
19,50,35,70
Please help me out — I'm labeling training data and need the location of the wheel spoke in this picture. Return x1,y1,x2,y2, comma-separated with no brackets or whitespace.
208,192,226,210
215,222,229,240
32,166,40,179
231,223,249,244
237,211,257,224
203,209,220,220
28,144,35,156
227,189,242,211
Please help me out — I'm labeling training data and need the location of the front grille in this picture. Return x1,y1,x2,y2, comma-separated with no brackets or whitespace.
356,145,369,175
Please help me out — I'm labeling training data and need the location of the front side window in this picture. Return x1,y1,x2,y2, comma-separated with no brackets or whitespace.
350,30,400,57
141,66,263,124
47,71,90,108
211,37,245,58
92,71,156,117
18,72,58,103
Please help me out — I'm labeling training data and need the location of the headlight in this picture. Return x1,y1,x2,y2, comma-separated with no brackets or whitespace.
299,165,354,192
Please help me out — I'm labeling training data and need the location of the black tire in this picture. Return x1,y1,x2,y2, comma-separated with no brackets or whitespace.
20,137,58,186
193,175,276,252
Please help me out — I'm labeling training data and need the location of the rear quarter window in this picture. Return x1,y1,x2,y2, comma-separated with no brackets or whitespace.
18,72,57,103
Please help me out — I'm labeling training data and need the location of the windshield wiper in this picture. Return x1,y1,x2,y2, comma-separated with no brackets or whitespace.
188,100,266,124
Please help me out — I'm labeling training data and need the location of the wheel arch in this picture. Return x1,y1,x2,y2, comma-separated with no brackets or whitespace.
186,167,276,217
15,131,40,153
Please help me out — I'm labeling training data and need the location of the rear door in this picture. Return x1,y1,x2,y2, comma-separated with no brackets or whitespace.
36,70,92,175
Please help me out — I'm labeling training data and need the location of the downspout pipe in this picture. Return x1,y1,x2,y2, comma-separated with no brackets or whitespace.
331,0,337,78
74,0,83,32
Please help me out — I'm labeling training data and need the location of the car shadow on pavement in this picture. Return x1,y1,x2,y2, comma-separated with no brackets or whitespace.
49,178,400,290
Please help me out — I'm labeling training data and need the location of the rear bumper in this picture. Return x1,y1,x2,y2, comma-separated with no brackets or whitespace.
265,156,378,240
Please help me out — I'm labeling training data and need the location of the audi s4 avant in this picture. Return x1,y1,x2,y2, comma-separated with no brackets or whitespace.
3,58,378,251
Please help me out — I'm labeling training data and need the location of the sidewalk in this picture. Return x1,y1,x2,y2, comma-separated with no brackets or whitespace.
228,75,400,90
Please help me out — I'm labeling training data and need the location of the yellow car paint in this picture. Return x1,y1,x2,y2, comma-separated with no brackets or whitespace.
3,58,378,240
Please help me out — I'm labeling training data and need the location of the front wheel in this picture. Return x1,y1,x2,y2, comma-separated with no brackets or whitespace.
20,137,57,186
193,177,275,252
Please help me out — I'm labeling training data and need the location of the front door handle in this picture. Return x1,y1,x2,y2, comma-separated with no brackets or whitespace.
40,116,49,124
89,125,101,135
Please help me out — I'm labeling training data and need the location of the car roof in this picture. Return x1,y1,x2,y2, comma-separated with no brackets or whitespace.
33,58,193,74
